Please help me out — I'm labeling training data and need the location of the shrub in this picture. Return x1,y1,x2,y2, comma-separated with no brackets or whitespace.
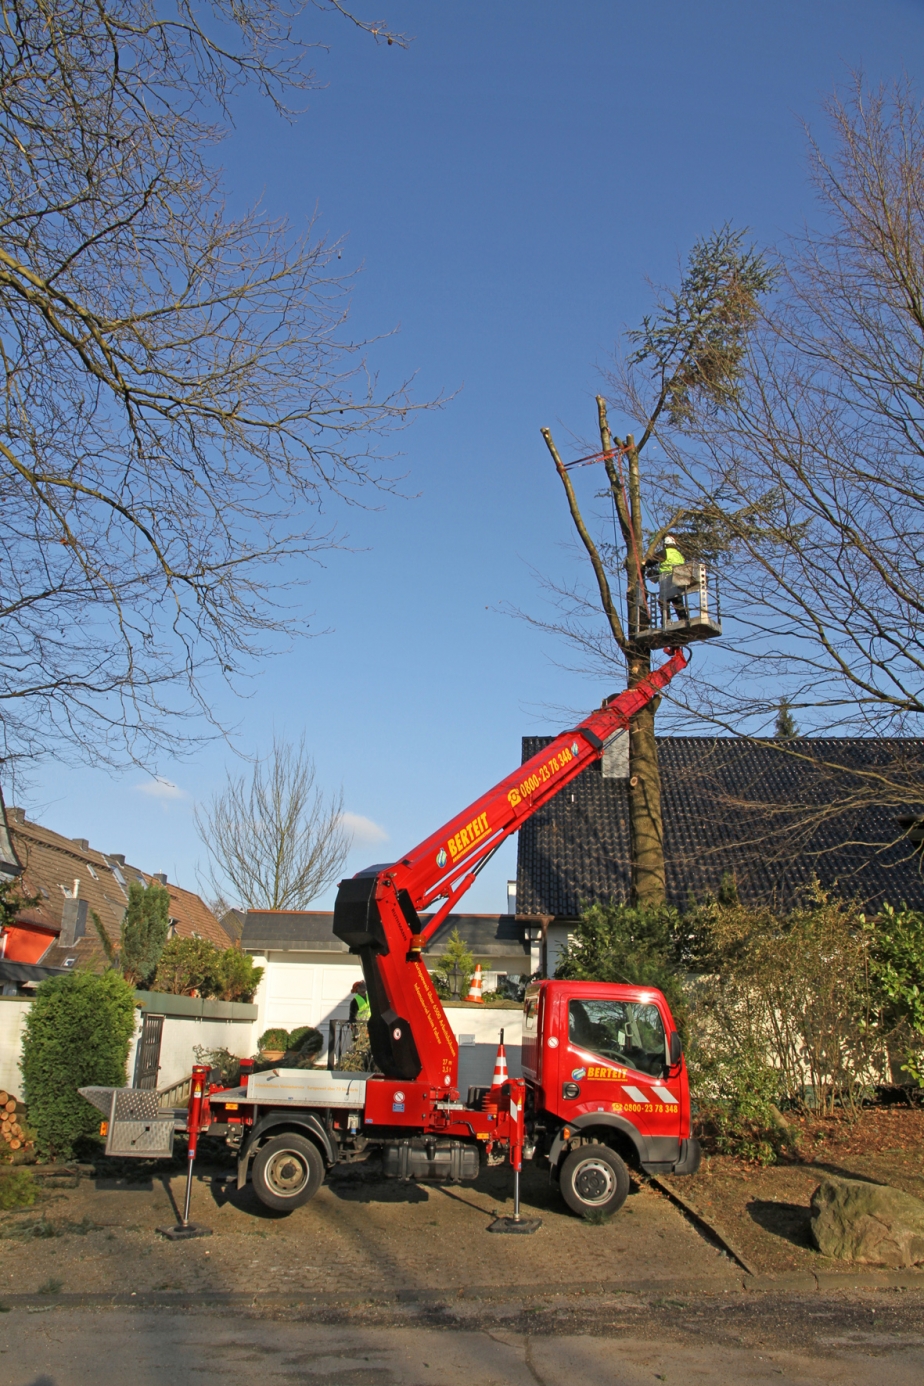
21,971,136,1159
555,901,687,1029
868,903,924,1086
211,947,263,1003
152,937,263,1001
687,884,883,1117
0,1169,37,1209
258,1028,290,1052
686,1021,794,1164
153,936,220,996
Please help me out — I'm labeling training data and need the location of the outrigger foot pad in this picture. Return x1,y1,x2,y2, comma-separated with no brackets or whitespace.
157,1223,213,1240
488,1216,542,1234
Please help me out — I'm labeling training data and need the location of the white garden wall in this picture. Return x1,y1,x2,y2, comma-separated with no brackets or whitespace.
444,1004,522,1092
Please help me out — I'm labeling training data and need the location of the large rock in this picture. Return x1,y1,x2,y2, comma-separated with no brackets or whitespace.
810,1176,924,1267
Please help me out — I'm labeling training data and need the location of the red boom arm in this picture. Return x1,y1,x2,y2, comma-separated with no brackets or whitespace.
332,647,688,1087
394,645,688,933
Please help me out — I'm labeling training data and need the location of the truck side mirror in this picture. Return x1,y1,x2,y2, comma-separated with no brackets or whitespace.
669,1032,683,1066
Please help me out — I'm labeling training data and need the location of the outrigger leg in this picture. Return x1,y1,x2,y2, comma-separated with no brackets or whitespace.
158,1064,213,1241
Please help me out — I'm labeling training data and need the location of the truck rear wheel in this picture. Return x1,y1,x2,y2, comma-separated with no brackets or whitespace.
251,1133,324,1212
559,1143,630,1218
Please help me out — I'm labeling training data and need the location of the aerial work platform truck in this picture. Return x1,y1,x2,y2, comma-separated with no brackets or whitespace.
84,595,718,1229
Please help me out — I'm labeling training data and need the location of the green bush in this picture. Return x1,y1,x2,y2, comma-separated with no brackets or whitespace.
211,947,263,1002
868,903,924,1086
0,1169,37,1210
687,885,880,1117
686,1025,794,1164
153,936,220,996
252,1026,324,1070
152,936,262,1001
21,971,136,1159
554,901,687,1029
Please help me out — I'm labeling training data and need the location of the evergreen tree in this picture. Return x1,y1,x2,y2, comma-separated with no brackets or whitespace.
774,698,799,738
119,881,170,988
433,928,475,999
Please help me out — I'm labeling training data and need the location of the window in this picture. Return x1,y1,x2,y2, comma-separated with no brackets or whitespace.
524,998,539,1034
568,999,667,1077
86,864,98,880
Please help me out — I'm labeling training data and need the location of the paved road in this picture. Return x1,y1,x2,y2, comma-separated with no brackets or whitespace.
4,1296,924,1386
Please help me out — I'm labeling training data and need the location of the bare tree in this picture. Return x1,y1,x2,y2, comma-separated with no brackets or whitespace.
196,737,351,910
640,78,924,846
537,229,772,902
529,74,924,899
0,0,418,770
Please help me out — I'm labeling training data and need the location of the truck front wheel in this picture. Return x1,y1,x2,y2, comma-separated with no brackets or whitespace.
251,1133,324,1212
559,1144,630,1218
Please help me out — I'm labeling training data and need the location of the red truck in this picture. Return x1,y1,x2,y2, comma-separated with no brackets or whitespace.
85,646,700,1227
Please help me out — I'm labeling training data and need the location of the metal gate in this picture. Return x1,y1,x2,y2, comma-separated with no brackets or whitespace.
134,1013,164,1089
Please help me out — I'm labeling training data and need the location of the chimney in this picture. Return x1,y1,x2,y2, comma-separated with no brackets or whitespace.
153,873,168,886
7,807,26,824
507,880,517,915
60,897,88,947
71,838,90,851
108,854,126,866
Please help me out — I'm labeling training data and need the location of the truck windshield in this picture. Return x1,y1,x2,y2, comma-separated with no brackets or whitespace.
568,999,666,1077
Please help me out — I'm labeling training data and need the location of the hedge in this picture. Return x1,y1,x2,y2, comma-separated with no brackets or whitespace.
21,970,137,1159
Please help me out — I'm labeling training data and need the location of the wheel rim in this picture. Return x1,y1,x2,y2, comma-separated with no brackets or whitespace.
572,1156,616,1206
264,1148,310,1198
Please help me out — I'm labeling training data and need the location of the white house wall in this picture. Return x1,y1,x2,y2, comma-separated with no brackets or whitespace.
546,924,572,979
0,997,30,1098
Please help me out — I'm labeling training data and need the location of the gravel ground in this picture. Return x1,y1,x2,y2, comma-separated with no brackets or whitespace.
0,1163,740,1300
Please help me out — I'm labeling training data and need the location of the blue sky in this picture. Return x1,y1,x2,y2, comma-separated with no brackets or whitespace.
17,0,924,911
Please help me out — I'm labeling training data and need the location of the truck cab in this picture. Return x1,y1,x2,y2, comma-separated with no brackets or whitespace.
523,980,700,1216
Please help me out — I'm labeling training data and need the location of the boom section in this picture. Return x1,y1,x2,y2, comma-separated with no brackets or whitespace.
393,646,688,935
331,647,687,1086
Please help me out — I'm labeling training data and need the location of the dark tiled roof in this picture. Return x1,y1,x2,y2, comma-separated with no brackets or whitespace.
242,909,529,962
220,908,245,944
517,736,924,916
427,915,529,961
242,911,350,952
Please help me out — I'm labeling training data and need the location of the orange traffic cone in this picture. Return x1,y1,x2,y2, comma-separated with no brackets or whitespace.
464,963,484,1004
492,1029,509,1086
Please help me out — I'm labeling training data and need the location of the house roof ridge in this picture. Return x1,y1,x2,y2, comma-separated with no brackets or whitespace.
9,818,114,870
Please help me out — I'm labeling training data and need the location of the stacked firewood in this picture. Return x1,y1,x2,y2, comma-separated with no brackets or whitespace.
0,1091,32,1153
